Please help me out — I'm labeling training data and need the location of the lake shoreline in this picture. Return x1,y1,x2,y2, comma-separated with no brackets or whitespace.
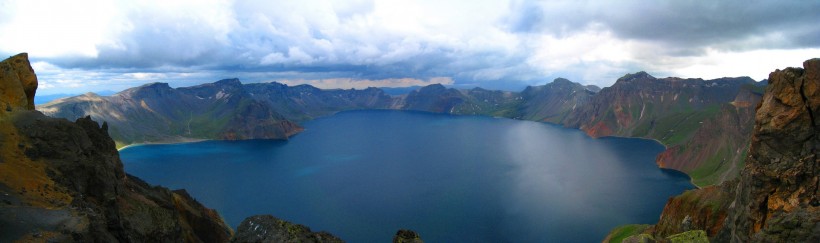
584,134,701,190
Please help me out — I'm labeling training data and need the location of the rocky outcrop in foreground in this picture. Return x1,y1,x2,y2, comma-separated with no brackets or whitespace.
718,58,819,242
0,53,233,242
608,58,819,242
231,215,343,243
0,53,37,111
392,229,424,243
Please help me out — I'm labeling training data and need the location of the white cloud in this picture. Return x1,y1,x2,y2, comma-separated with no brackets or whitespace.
260,53,287,65
2,0,819,92
0,0,122,57
673,48,820,80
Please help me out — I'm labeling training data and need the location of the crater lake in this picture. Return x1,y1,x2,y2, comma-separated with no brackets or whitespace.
120,110,694,242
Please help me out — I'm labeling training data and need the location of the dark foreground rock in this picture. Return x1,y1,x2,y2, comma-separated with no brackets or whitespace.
716,58,820,242
1,53,354,242
232,215,343,243
392,229,424,243
0,53,233,242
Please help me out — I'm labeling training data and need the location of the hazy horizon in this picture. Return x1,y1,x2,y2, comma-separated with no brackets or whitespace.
2,0,819,95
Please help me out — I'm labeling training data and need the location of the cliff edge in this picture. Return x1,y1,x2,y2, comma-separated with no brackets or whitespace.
718,58,819,242
0,53,233,242
0,53,36,112
608,58,819,242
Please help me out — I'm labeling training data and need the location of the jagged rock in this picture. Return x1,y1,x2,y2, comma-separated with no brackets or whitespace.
652,184,734,238
0,53,37,113
0,53,233,242
609,58,819,243
681,215,693,232
231,215,343,243
392,229,424,243
718,58,820,242
640,58,820,243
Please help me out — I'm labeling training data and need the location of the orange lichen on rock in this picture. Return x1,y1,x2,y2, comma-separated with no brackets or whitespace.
0,53,37,111
653,185,732,238
583,121,613,138
0,121,73,208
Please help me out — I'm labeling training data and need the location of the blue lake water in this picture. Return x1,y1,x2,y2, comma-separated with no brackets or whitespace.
120,110,694,242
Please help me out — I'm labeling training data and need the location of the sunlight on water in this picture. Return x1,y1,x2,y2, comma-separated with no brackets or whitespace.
121,110,693,243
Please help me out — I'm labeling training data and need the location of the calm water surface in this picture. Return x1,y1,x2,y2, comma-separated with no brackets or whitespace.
120,110,694,242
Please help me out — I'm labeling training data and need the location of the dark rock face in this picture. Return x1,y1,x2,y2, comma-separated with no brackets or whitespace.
718,58,820,242
0,53,37,112
652,184,735,238
393,229,424,243
231,215,343,243
0,54,233,242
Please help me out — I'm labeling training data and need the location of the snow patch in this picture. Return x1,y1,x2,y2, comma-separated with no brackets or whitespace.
215,91,230,100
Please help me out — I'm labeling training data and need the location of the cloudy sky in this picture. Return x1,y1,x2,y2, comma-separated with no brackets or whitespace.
1,0,819,95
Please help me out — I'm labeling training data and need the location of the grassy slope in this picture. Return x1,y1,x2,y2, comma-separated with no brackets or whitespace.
604,224,652,243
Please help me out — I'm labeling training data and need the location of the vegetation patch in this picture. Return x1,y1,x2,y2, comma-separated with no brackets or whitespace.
604,224,651,243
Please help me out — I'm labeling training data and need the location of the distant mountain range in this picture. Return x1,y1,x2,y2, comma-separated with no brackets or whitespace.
34,90,117,105
39,72,763,187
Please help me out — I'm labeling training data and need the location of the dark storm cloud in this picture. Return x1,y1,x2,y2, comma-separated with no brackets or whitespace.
508,0,820,51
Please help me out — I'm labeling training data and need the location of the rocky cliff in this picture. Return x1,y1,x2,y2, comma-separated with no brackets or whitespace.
717,58,819,242
654,85,761,186
562,73,759,186
607,58,819,242
0,53,37,111
0,53,233,242
231,215,343,243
